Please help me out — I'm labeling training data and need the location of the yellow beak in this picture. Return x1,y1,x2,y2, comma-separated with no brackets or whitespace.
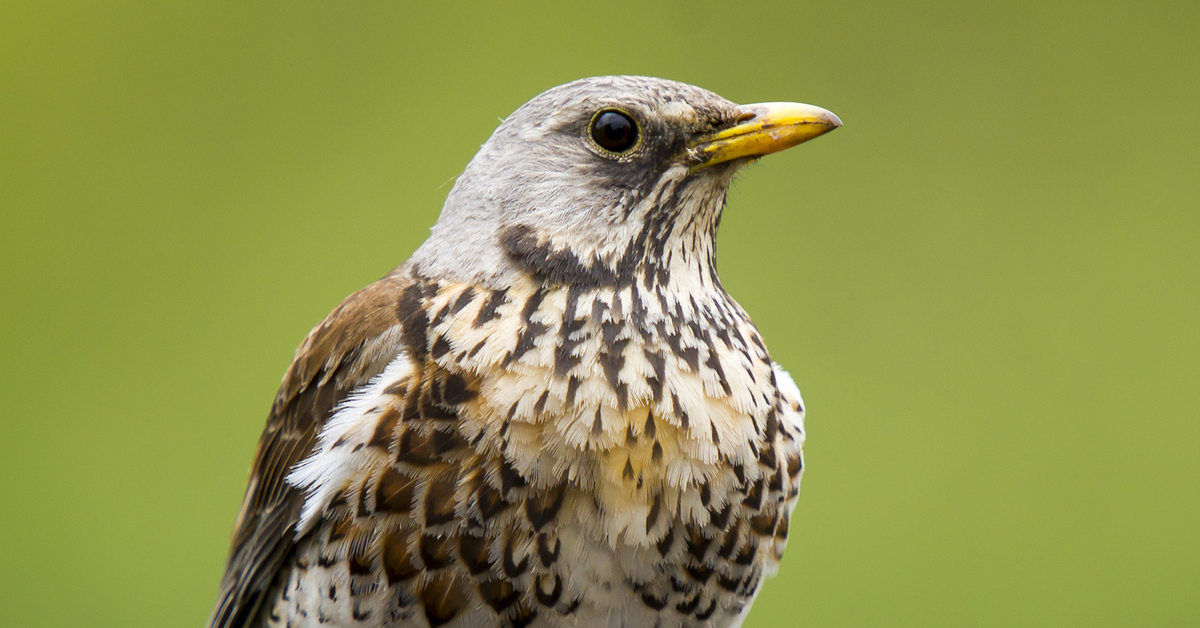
690,102,842,169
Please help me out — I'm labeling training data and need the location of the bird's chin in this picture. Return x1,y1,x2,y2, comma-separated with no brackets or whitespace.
688,156,752,184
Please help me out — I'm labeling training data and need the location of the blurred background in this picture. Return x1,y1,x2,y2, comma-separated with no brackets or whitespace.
2,1,1197,626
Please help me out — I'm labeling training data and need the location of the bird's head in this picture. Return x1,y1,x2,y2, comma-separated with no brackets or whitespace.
413,76,840,290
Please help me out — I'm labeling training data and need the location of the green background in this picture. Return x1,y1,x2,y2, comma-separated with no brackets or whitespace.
2,1,1197,626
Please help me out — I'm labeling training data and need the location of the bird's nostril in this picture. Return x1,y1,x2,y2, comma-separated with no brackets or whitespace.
735,112,758,124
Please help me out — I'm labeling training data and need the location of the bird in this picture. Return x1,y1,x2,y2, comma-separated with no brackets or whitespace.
208,75,841,628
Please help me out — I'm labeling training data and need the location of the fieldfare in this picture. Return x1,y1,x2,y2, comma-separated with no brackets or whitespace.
209,75,841,628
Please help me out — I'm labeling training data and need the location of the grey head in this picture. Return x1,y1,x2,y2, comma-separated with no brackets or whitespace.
411,75,840,290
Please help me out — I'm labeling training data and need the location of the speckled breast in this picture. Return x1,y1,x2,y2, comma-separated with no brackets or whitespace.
269,273,806,628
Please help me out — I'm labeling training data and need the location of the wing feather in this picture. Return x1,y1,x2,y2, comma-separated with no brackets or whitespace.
207,270,411,628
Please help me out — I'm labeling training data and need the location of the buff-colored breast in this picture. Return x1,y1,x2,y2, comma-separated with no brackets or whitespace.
274,275,805,628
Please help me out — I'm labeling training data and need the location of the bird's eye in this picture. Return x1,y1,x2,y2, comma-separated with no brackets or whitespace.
590,109,639,154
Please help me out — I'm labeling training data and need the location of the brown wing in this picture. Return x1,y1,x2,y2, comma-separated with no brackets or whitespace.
208,270,413,628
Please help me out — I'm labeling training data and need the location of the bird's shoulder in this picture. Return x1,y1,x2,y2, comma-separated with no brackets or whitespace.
209,266,419,628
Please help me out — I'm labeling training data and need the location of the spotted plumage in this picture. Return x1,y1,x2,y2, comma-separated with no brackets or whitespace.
209,76,839,628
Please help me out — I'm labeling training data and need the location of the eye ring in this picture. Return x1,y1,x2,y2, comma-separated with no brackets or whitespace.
588,108,641,154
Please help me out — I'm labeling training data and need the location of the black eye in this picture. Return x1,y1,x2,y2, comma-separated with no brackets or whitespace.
590,109,639,153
